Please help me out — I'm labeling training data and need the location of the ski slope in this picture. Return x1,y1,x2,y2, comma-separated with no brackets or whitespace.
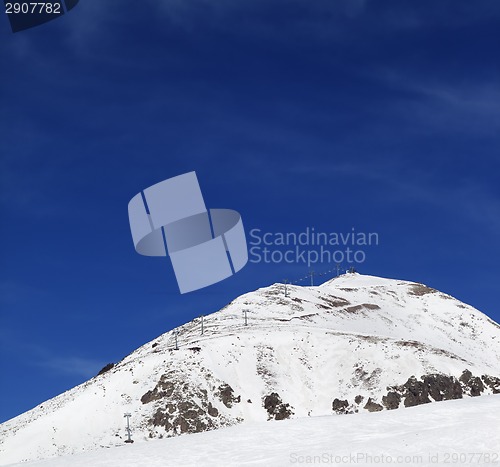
7,395,500,467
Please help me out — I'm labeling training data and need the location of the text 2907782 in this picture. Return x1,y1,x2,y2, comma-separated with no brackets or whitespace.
5,3,61,14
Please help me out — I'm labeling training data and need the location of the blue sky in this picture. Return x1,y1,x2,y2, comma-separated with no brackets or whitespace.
1,0,499,422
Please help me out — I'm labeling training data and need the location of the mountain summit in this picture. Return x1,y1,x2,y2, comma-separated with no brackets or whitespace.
1,273,499,465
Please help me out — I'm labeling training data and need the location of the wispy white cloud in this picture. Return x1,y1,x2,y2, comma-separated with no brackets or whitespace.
289,160,500,235
39,355,105,378
372,70,500,136
0,332,106,378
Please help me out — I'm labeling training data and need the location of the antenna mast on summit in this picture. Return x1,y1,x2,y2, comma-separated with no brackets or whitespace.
309,270,315,286
284,279,289,297
243,309,248,326
336,263,342,277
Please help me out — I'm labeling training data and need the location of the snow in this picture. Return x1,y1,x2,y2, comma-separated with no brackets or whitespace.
6,395,500,467
1,273,499,465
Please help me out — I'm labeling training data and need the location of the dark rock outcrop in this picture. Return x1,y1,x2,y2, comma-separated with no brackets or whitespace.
423,374,462,401
392,374,462,407
460,370,484,396
152,399,213,434
482,375,500,394
263,392,294,420
364,398,383,412
141,376,175,404
140,370,237,437
382,391,401,410
408,284,437,296
97,363,114,376
207,402,219,417
217,384,240,408
342,369,498,415
402,377,434,406
332,398,349,414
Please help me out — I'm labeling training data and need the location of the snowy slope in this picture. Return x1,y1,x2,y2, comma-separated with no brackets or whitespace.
1,273,499,465
7,395,500,467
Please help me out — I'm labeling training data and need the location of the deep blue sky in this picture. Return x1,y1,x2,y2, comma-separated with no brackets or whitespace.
1,0,499,423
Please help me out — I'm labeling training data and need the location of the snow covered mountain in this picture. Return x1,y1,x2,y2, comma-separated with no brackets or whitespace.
1,273,499,466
